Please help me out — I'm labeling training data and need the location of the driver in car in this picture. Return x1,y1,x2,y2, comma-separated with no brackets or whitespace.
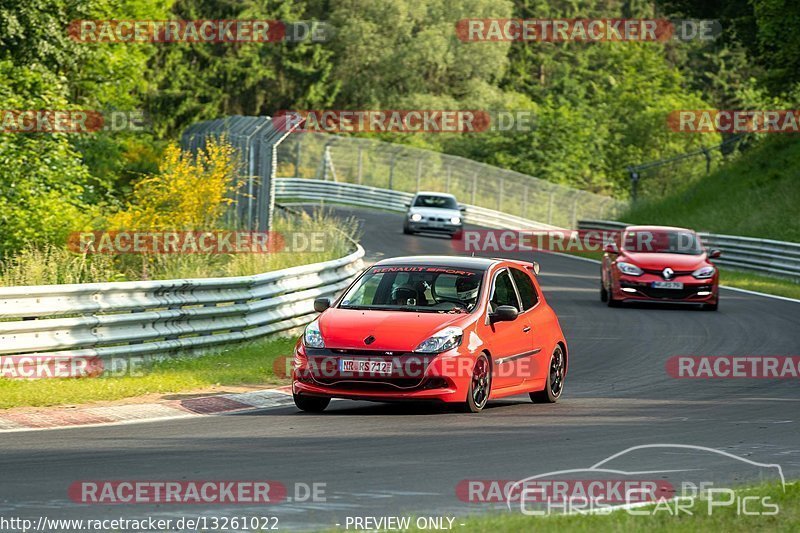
455,276,480,308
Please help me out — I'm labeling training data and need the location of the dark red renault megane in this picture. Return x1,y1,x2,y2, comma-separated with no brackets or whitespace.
600,225,721,310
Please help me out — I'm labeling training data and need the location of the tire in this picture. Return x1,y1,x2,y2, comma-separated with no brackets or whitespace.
600,274,608,302
403,224,414,235
530,345,566,404
293,394,330,413
463,353,491,413
607,283,620,307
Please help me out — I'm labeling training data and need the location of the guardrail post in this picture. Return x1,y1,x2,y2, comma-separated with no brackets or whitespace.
628,168,640,203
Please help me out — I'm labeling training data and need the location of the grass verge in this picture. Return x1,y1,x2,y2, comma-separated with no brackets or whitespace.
0,337,294,410
438,482,798,532
622,137,800,243
0,207,359,286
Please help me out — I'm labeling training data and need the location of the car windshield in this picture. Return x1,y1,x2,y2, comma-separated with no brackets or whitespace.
339,265,484,313
413,195,458,209
622,230,703,255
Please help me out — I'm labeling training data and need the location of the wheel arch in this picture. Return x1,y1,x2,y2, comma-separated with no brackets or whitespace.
556,341,568,375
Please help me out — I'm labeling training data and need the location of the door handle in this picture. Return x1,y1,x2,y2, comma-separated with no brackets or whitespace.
522,326,531,333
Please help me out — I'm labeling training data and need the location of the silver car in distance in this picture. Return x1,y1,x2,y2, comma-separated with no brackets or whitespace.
403,192,465,239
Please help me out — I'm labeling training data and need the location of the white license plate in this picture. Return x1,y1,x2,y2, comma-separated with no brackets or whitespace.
428,222,444,228
339,359,393,375
652,281,683,289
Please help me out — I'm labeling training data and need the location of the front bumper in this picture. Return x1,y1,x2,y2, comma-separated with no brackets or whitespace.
613,273,718,304
406,220,462,235
292,347,471,403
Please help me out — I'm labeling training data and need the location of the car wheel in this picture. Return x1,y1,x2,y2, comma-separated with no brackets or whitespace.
607,282,620,307
463,353,491,413
530,345,565,403
600,272,608,302
403,224,414,235
293,394,331,413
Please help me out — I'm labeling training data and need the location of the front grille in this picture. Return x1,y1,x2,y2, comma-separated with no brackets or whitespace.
642,268,693,277
628,285,712,300
304,352,435,382
311,377,426,390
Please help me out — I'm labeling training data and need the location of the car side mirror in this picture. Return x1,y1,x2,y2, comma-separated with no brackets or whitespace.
491,305,518,323
459,205,466,213
313,297,331,313
604,243,619,254
709,248,721,259
404,202,411,208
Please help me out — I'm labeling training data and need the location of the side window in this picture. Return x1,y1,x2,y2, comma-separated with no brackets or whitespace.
510,268,538,310
490,270,520,311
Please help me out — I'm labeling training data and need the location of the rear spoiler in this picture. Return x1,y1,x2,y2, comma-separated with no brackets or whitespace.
490,258,540,275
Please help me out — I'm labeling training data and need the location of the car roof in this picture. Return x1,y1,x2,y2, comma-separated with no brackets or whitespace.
413,191,457,199
374,255,497,270
625,225,696,233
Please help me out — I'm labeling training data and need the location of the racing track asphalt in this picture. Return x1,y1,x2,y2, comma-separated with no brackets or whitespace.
1,206,798,531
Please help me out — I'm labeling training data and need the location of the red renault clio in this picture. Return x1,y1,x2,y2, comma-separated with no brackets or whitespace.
601,225,721,310
292,256,568,413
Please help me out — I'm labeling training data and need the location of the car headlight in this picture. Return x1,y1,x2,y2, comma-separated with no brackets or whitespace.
410,213,422,222
692,266,716,279
303,319,325,348
414,326,463,353
617,261,643,276
450,216,461,225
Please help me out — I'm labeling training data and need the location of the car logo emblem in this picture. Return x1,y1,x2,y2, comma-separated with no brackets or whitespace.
364,335,376,345
662,267,674,280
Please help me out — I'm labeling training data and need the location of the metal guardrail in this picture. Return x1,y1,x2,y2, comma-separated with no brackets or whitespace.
275,178,560,231
277,132,626,228
579,219,800,279
0,246,364,360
